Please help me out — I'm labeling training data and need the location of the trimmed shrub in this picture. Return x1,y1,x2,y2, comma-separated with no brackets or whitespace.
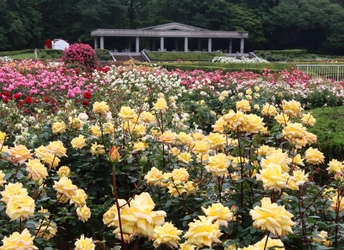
62,43,99,71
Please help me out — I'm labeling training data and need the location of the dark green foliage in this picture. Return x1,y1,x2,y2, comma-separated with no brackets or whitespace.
307,106,344,161
95,49,113,61
146,52,224,61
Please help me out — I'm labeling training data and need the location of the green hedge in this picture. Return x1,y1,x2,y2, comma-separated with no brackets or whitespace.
146,51,224,61
307,106,344,161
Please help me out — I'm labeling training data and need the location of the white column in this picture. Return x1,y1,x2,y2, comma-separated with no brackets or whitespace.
208,38,212,52
240,38,244,54
160,37,164,51
135,37,140,53
94,37,98,49
229,39,232,53
184,37,188,52
100,36,104,50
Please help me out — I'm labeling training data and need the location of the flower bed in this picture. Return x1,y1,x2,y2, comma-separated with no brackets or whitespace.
0,60,343,249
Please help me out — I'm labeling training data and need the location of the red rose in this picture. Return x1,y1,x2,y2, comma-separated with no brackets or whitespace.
83,91,92,99
3,97,10,103
82,99,89,106
3,92,10,97
13,93,21,100
25,97,33,104
44,97,50,103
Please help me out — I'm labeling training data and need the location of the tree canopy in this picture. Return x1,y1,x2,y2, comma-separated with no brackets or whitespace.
0,0,344,54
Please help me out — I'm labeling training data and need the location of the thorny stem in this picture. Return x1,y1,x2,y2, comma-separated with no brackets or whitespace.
263,231,269,250
298,186,308,246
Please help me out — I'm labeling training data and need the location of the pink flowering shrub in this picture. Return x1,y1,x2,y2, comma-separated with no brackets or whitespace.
62,43,99,72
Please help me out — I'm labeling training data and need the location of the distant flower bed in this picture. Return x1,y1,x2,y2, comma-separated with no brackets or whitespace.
212,56,270,64
0,61,343,249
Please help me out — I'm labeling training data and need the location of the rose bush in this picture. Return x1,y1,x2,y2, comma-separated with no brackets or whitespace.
0,60,343,249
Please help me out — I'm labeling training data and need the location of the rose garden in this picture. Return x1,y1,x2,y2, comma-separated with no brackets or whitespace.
0,44,344,250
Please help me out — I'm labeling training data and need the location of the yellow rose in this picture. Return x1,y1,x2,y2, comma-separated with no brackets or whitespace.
69,117,82,129
205,153,231,177
177,152,192,164
140,111,155,123
282,122,306,139
70,189,88,207
202,203,234,227
118,106,137,121
207,133,226,150
6,194,35,221
301,112,316,126
153,222,182,249
132,141,148,153
92,101,110,114
35,219,57,240
253,236,285,249
178,132,194,145
90,125,101,137
74,234,95,250
172,168,189,183
46,140,67,157
103,122,115,134
275,113,289,126
25,159,48,181
168,181,188,197
313,230,329,243
77,205,91,222
52,121,67,134
160,130,177,144
42,153,60,169
236,99,251,112
8,145,32,164
305,147,325,165
282,100,302,118
250,197,295,236
133,123,146,137
34,145,48,159
0,131,6,143
261,103,278,117
243,114,264,134
90,143,105,156
153,97,168,111
326,159,343,173
57,166,71,178
0,229,38,250
256,163,289,191
179,243,196,250
212,117,227,133
144,167,163,186
0,170,6,187
183,216,222,248
1,182,28,204
292,154,305,166
53,176,77,198
192,132,206,141
192,140,210,155
261,150,291,172
288,169,309,190
71,135,87,150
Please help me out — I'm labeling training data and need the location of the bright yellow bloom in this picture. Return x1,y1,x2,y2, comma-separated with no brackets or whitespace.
205,153,231,177
90,125,101,137
282,100,302,118
180,243,196,250
133,141,148,152
77,205,91,222
6,194,35,221
292,154,305,166
236,99,251,113
51,121,67,134
70,189,88,207
160,130,177,144
0,170,6,187
312,230,329,244
35,220,57,240
25,159,48,181
153,97,168,111
178,132,194,145
69,117,82,129
192,140,210,155
42,153,60,169
202,203,234,227
282,122,306,139
90,143,105,156
46,140,67,157
133,124,146,137
57,166,71,178
103,122,115,134
288,169,309,190
305,147,325,165
257,145,276,156
0,131,6,144
153,222,182,249
8,145,32,164
250,197,295,236
75,234,95,250
140,111,155,123
119,106,137,121
253,235,285,249
1,182,28,204
177,152,192,164
260,150,291,172
243,114,264,134
93,101,110,114
275,113,289,126
183,216,222,248
301,112,316,126
144,167,163,186
53,176,77,199
261,103,278,117
172,168,189,183
256,164,289,191
207,133,226,150
327,159,344,173
0,228,38,250
34,145,48,159
192,132,205,141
